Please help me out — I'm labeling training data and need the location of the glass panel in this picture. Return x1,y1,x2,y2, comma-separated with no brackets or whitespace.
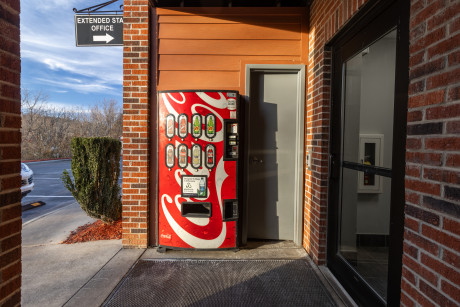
340,171,391,299
342,30,397,169
339,30,397,301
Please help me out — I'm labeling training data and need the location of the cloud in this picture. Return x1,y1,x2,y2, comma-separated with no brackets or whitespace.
35,77,115,94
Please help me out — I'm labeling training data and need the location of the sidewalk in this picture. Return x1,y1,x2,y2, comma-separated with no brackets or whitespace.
22,202,352,306
21,202,144,307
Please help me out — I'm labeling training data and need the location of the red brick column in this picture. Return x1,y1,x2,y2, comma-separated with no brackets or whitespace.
122,0,151,247
0,0,22,305
305,0,368,265
401,1,460,306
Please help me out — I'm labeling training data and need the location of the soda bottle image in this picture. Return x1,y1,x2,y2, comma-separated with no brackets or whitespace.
192,145,200,167
207,148,213,165
166,146,174,167
180,116,186,135
166,116,174,136
199,177,205,196
193,116,200,134
207,116,214,134
179,147,186,166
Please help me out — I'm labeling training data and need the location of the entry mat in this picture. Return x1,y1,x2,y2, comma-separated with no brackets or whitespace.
103,259,337,306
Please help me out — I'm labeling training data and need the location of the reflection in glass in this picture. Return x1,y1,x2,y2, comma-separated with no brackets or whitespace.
339,29,396,301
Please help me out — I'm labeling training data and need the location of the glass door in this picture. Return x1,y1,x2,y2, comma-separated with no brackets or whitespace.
327,1,409,306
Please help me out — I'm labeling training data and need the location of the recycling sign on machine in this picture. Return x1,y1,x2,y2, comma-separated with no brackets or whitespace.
75,14,123,46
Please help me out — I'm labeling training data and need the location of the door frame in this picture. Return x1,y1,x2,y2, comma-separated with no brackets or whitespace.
326,0,409,305
244,64,306,246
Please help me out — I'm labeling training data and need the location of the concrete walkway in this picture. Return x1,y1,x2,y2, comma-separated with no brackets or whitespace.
21,202,143,307
22,202,353,306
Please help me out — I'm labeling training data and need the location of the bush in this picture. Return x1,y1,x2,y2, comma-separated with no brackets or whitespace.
62,137,122,224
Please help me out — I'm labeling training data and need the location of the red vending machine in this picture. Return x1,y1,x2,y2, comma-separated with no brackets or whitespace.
158,90,241,250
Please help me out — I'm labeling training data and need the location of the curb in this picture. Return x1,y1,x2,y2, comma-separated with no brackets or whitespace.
23,158,71,163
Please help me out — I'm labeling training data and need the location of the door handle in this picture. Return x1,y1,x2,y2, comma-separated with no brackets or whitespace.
250,156,263,164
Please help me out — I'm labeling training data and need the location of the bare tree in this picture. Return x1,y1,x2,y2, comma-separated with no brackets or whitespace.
21,90,123,160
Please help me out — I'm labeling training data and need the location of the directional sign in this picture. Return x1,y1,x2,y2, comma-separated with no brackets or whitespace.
75,14,123,47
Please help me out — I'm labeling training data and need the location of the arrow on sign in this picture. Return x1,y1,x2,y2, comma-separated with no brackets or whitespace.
92,33,114,43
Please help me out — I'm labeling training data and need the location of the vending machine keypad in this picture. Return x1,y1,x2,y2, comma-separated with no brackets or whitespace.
224,121,239,160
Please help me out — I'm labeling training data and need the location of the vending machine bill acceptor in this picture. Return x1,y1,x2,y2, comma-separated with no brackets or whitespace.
158,90,242,250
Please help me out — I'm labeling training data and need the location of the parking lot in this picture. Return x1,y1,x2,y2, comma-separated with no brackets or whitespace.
22,159,123,224
22,160,75,223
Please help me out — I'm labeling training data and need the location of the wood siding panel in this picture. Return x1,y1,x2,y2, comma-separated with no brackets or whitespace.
159,23,301,40
159,39,301,56
156,7,307,91
158,71,239,90
159,55,301,71
157,7,304,15
158,15,302,24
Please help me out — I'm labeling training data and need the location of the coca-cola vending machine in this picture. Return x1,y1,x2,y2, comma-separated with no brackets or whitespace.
158,90,242,250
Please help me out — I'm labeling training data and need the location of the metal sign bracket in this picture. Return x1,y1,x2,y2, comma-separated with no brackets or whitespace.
73,0,123,14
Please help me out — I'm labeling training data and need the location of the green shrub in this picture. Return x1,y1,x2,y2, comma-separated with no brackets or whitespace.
62,137,122,224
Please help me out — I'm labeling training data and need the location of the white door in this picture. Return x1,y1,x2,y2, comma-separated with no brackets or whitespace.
247,69,303,241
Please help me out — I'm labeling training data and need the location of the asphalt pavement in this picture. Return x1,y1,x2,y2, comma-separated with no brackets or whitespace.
22,160,74,223
22,159,123,223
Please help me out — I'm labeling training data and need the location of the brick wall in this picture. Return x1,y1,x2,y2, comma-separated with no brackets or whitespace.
305,0,368,264
0,0,22,305
401,0,460,306
122,0,151,247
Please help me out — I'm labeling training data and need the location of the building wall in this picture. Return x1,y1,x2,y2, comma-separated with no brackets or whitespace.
123,0,460,304
122,5,308,247
306,0,368,265
401,0,460,306
122,0,151,247
0,0,22,305
156,7,308,92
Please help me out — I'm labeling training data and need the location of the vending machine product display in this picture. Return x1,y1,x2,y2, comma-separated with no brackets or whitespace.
158,90,241,250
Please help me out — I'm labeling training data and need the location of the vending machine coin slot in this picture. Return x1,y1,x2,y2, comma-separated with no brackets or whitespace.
224,120,239,160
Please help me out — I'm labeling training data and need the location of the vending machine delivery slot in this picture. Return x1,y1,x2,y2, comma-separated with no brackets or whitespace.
181,202,212,218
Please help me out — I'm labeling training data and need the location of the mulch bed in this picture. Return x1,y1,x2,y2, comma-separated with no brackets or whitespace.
61,219,122,244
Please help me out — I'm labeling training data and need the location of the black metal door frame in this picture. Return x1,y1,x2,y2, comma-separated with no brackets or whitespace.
326,0,409,306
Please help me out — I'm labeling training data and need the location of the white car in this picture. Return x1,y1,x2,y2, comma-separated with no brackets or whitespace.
21,163,34,198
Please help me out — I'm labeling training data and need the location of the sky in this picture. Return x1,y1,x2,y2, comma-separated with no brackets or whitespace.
20,0,123,110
